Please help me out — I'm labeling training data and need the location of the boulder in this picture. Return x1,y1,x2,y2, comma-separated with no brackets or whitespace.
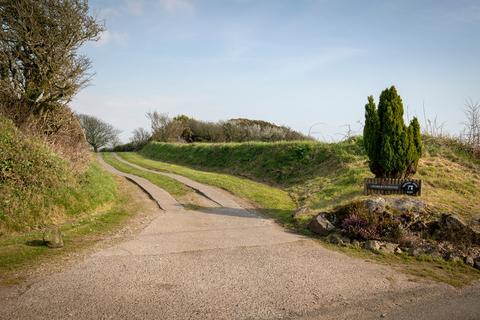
380,242,398,254
474,257,480,270
293,207,309,218
364,240,382,252
365,198,386,214
464,256,475,267
407,243,443,258
386,198,427,214
351,240,361,248
309,214,335,236
43,228,64,249
327,233,350,246
433,214,479,245
447,254,463,263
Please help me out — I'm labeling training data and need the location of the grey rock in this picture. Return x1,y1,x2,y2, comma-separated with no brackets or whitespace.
309,214,335,236
474,257,480,270
293,207,309,218
387,198,427,214
394,247,403,255
351,240,361,248
327,233,350,246
364,240,382,252
434,214,479,245
380,243,398,254
365,198,386,214
464,256,475,267
445,252,463,263
43,228,64,249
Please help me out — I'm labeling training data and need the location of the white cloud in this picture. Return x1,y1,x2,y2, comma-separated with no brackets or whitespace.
159,0,194,15
96,7,120,20
93,30,129,47
126,0,144,16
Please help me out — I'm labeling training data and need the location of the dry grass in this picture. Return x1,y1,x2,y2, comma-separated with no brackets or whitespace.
417,157,480,222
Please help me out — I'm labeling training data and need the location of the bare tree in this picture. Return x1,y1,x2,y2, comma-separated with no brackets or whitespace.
130,127,151,148
463,99,480,152
147,112,184,142
78,114,120,152
0,0,104,120
422,104,446,137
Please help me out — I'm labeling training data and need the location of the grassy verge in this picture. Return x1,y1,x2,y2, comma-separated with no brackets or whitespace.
139,137,480,223
116,152,296,225
102,153,191,198
0,175,148,286
319,240,480,287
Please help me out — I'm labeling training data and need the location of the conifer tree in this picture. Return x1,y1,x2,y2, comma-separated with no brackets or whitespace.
363,86,422,178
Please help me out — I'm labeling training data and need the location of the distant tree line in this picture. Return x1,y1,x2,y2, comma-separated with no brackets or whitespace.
108,113,311,152
147,112,310,143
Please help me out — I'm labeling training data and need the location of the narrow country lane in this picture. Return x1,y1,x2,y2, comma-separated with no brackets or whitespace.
1,155,479,320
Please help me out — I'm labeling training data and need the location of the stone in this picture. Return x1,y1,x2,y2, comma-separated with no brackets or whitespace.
308,214,335,236
43,228,64,249
380,242,398,254
386,198,427,214
351,240,361,248
464,256,475,267
363,240,382,252
293,207,309,218
327,233,350,246
394,247,403,255
434,214,478,245
365,198,386,214
445,252,463,263
409,221,428,233
474,257,480,270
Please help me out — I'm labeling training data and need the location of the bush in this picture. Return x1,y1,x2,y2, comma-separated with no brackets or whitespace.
332,202,403,242
363,86,423,178
148,114,311,143
0,115,116,234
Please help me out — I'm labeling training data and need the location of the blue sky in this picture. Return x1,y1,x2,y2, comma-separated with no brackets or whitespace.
72,0,480,142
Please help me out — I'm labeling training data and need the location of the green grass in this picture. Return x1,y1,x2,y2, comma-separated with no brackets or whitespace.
0,115,121,234
102,153,191,198
116,152,296,225
139,137,480,222
141,139,365,187
0,176,145,285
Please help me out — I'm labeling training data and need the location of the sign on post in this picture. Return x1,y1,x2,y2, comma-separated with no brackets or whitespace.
364,178,422,196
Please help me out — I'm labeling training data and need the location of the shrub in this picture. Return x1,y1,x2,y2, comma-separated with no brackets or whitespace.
335,202,404,242
0,115,116,234
363,86,423,178
341,214,379,240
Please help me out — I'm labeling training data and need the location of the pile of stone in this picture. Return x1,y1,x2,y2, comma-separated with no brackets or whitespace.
308,197,480,270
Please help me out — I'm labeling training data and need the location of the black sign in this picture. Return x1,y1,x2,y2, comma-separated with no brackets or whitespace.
365,178,422,196
401,181,420,195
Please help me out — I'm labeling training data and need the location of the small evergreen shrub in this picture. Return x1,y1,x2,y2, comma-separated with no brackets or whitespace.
363,86,423,178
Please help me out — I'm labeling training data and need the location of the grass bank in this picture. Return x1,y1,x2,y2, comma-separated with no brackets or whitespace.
140,137,480,223
0,115,119,235
116,152,296,225
102,152,191,198
0,174,151,286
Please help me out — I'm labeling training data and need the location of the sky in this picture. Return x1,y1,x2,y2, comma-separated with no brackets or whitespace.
72,0,480,142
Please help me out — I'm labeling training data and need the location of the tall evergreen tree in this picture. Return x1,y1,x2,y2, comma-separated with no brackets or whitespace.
363,86,422,178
